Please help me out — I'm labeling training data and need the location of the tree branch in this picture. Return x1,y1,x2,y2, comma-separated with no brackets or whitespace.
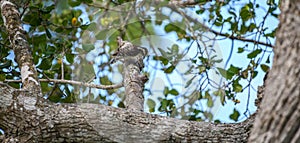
112,37,148,111
0,83,254,142
208,29,274,48
4,79,123,90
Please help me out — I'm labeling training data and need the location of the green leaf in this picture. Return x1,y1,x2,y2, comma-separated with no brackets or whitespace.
248,23,257,32
95,29,109,40
198,65,206,74
217,67,234,80
217,68,228,79
163,87,169,96
261,64,270,72
237,47,244,53
158,48,169,58
0,74,6,81
159,99,169,112
207,98,213,107
164,23,178,33
118,102,125,108
240,5,253,22
252,71,258,78
82,44,95,52
169,89,179,96
44,4,55,13
266,55,271,63
0,61,11,68
82,0,93,4
171,45,179,54
233,80,243,92
84,22,95,31
196,9,205,14
38,58,52,70
100,76,112,85
66,53,75,64
48,86,64,103
204,91,211,99
23,13,41,27
164,65,175,73
153,56,169,65
230,108,240,122
228,65,241,75
147,99,156,113
81,24,90,30
68,0,81,7
247,49,262,59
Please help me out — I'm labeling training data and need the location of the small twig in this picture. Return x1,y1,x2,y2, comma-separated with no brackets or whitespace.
4,79,123,90
61,49,65,80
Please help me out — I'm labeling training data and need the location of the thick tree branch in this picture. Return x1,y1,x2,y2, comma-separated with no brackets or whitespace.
0,83,254,142
0,0,41,95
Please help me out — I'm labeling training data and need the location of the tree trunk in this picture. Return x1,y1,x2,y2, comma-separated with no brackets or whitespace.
0,0,41,95
248,0,300,142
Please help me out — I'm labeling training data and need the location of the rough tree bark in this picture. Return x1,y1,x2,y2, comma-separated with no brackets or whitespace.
0,0,41,95
249,0,300,143
0,83,254,142
111,37,148,111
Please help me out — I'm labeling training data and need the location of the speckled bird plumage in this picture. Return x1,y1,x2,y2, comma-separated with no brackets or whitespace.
110,37,148,64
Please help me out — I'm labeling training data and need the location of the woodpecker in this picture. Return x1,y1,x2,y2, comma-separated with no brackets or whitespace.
110,37,148,64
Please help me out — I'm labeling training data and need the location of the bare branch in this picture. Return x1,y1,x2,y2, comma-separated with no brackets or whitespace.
4,79,123,90
168,0,212,6
208,29,274,48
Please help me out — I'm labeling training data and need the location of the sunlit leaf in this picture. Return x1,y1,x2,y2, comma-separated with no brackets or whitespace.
217,67,234,80
238,47,244,53
169,89,179,96
261,64,270,72
230,108,240,122
164,65,175,73
163,87,169,96
247,49,262,59
207,98,213,107
147,99,156,113
82,44,95,52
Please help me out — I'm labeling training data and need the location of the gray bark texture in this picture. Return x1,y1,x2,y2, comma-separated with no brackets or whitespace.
0,83,254,142
0,0,41,95
249,0,300,143
112,37,148,111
